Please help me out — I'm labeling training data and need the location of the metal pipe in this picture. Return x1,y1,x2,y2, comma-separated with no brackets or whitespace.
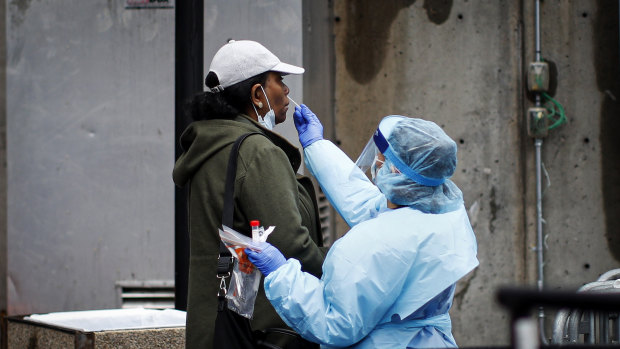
551,308,570,343
589,311,595,344
535,0,541,62
535,138,548,345
614,313,620,343
534,0,542,109
567,309,583,343
602,312,609,344
533,0,548,344
535,140,543,286
616,313,620,343
597,268,620,281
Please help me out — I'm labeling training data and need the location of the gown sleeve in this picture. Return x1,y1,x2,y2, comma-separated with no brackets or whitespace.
264,221,413,347
304,140,387,227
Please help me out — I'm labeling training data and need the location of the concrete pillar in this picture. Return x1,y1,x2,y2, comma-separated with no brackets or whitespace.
332,1,523,344
522,0,620,340
302,0,337,244
329,0,619,345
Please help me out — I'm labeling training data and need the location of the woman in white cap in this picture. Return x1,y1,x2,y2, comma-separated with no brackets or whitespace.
173,40,325,349
246,108,479,348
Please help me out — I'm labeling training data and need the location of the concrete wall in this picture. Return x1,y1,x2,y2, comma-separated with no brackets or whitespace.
522,0,620,339
331,0,619,346
523,0,620,287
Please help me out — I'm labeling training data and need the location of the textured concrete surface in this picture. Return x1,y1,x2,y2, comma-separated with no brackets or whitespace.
521,0,620,339
523,0,620,288
8,321,75,348
331,0,619,346
93,327,185,349
6,318,184,349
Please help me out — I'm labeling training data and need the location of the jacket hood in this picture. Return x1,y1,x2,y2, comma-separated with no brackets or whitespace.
173,114,301,187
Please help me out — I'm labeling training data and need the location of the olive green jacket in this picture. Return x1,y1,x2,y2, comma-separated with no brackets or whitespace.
173,115,326,348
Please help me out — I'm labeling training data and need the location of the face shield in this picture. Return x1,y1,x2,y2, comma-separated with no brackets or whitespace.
355,116,402,174
354,115,447,187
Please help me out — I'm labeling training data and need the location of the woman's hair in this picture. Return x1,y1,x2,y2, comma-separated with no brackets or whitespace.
186,71,269,121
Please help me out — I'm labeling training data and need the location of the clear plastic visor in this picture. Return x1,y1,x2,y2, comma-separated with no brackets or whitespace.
354,137,380,175
354,115,405,175
353,115,447,187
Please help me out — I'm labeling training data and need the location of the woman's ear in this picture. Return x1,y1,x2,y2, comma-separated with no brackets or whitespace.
250,83,263,107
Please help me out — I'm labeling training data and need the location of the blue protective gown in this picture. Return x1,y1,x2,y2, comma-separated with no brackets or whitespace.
303,140,388,227
262,140,479,348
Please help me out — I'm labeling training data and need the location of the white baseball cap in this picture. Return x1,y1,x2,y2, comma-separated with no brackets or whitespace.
207,40,304,93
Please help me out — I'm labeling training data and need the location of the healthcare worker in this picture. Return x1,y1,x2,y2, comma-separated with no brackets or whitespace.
246,106,479,348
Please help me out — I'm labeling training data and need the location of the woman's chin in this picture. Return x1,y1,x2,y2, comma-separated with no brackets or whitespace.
275,115,287,124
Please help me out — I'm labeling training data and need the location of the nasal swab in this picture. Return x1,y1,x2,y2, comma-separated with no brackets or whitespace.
289,97,300,108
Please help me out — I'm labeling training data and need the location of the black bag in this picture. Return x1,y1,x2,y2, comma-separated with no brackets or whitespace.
213,133,316,349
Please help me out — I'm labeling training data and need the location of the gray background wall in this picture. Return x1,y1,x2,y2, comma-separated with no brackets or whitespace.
203,0,304,150
0,0,618,347
5,1,175,314
0,0,305,318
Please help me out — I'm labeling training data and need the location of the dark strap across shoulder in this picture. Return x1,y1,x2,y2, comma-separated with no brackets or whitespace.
214,132,311,348
217,132,264,276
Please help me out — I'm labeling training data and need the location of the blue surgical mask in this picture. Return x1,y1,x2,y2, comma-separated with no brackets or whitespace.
251,86,276,130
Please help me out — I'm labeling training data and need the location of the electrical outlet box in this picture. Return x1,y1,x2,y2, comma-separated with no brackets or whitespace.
528,62,549,92
527,107,548,138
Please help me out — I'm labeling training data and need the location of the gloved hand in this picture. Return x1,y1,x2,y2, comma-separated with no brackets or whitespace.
245,243,286,277
293,104,323,148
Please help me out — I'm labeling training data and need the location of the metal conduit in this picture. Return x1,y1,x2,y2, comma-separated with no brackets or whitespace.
589,311,595,344
534,0,548,344
535,138,546,343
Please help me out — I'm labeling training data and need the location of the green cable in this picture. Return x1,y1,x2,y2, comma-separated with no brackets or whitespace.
541,91,567,129
533,57,567,130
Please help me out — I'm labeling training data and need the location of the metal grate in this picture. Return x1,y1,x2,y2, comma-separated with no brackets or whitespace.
552,269,620,344
316,185,333,247
115,280,175,309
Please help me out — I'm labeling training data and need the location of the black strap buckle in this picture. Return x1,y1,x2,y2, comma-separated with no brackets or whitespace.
216,255,234,312
217,255,234,277
217,275,228,312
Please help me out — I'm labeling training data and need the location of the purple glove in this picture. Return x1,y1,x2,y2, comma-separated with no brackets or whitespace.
293,104,324,148
245,243,286,277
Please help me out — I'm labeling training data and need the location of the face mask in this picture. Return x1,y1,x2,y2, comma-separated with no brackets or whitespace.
370,155,385,183
251,86,276,130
